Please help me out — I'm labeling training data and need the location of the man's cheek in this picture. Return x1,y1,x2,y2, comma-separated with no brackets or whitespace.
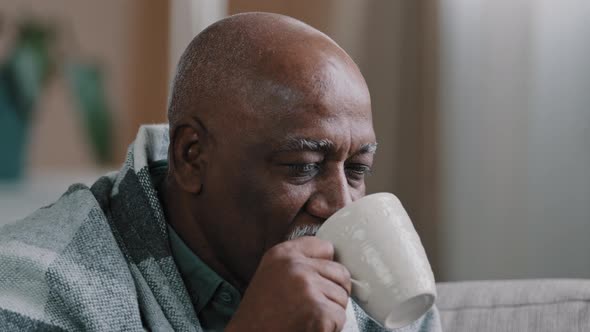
272,182,311,211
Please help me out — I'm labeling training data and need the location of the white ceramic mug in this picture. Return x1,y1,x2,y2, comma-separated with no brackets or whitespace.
316,192,436,329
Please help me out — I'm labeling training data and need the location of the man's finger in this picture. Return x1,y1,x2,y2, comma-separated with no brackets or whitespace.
311,259,352,296
318,298,348,332
315,276,350,310
286,236,335,260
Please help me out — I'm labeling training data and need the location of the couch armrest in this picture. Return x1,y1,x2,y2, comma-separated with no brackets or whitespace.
435,279,590,332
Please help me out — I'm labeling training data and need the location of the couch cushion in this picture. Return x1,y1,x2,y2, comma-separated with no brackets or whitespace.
436,279,590,332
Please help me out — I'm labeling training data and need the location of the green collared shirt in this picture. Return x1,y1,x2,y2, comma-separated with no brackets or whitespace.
151,160,241,331
167,226,241,331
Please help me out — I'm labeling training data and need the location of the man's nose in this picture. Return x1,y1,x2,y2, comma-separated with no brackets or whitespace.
306,169,353,220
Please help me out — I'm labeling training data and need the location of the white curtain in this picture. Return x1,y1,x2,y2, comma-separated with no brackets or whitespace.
439,0,590,280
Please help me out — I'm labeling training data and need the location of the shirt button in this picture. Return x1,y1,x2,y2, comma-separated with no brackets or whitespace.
219,291,232,304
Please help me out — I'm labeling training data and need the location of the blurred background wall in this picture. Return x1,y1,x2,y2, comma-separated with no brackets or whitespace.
1,0,588,282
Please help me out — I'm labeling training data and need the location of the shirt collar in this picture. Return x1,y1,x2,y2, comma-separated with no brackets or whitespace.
167,225,225,313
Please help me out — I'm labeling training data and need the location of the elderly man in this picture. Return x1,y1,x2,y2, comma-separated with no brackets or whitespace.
0,13,440,331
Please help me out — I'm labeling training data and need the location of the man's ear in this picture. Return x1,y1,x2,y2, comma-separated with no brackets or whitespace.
169,121,208,194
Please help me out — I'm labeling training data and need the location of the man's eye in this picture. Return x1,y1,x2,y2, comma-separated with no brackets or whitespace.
286,163,320,178
346,164,372,180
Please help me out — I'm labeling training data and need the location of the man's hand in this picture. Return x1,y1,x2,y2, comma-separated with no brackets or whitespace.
225,236,352,332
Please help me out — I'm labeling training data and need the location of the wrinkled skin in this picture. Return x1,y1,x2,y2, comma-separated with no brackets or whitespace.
163,13,376,331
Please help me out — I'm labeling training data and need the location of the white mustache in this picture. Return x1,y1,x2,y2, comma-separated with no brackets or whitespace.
286,224,321,241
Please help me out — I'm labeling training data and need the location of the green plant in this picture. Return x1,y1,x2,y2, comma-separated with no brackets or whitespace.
0,17,112,180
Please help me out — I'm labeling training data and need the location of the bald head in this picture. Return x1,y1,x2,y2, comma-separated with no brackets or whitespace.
167,12,367,137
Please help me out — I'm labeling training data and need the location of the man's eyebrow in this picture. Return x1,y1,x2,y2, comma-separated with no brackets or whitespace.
276,138,378,154
277,137,334,152
358,142,378,154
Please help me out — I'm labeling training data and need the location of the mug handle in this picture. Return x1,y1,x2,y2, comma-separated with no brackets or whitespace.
350,278,371,303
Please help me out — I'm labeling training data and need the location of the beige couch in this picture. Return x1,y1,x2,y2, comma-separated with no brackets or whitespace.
436,279,590,332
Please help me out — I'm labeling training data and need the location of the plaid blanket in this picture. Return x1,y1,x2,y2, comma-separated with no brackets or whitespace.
0,124,441,331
